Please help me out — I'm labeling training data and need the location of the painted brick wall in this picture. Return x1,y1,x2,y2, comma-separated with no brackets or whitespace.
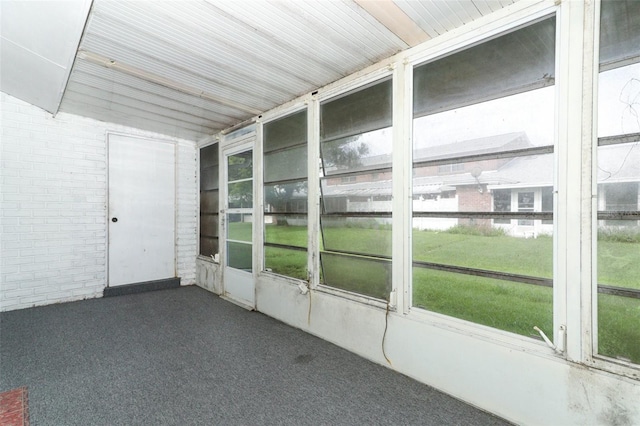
1,92,198,311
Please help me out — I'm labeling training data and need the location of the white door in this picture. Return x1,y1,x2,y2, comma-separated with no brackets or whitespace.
108,134,176,287
222,142,255,308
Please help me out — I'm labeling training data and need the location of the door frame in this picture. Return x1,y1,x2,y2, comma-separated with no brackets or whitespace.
105,132,178,288
220,135,257,308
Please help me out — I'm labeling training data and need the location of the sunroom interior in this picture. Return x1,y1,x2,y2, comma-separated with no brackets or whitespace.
1,0,639,424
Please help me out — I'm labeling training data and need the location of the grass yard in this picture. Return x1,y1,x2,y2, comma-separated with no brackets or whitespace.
245,222,640,363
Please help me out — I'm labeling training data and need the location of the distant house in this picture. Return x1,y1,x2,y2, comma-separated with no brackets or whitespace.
320,132,640,237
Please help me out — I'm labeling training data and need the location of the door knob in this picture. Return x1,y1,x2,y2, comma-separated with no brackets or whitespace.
112,217,118,223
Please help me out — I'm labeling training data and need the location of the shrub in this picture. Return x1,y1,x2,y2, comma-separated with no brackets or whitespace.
445,224,508,237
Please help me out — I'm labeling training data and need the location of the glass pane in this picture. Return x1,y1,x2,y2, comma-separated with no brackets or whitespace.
264,110,307,153
598,221,640,289
265,182,308,213
322,217,392,257
321,78,392,142
201,190,219,213
265,246,307,280
412,268,552,338
412,221,553,278
598,294,640,364
321,171,392,213
321,127,392,175
201,165,219,190
598,63,640,138
321,252,391,300
228,213,252,242
200,144,218,168
228,241,252,271
413,17,555,118
414,88,555,154
200,214,219,238
599,0,640,68
228,181,253,208
265,215,307,248
264,145,307,183
228,150,253,182
200,237,219,257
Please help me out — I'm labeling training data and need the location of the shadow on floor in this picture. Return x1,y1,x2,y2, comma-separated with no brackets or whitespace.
0,286,510,426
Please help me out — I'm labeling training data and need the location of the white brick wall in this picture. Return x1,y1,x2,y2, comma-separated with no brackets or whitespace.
1,92,198,311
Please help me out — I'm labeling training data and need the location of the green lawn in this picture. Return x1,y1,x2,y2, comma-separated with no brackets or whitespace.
242,222,640,363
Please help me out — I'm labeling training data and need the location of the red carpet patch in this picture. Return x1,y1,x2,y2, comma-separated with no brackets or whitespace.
0,387,29,426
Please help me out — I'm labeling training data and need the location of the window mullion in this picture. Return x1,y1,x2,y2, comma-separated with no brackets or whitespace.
308,97,321,289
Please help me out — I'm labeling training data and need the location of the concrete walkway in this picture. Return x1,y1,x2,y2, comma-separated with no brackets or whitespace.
1,286,510,425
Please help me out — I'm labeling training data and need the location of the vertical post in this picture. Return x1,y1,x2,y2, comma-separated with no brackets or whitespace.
556,0,597,362
307,96,321,290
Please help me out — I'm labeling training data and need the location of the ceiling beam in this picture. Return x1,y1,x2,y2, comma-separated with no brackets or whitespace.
354,0,430,47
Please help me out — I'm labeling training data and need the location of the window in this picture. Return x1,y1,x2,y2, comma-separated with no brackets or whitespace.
319,78,393,300
200,143,219,257
411,17,556,338
596,0,640,364
263,110,308,280
493,189,511,225
517,192,535,226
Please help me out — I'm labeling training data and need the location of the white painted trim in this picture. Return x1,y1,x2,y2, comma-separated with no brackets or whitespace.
308,97,320,289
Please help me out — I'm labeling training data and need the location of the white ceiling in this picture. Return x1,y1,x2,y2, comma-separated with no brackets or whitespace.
1,0,518,141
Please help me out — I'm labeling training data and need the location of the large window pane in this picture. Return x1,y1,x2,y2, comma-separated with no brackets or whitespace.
228,150,253,181
228,214,252,243
265,215,307,248
413,268,552,338
264,146,307,183
413,18,555,119
321,79,392,142
265,182,308,214
228,181,253,209
200,143,219,257
264,110,307,153
228,242,252,271
265,246,307,280
597,0,640,364
411,17,556,339
319,79,393,300
263,109,308,280
321,217,391,257
321,252,391,300
321,172,392,213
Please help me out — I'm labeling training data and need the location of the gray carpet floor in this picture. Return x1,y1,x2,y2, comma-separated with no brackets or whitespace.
0,286,510,425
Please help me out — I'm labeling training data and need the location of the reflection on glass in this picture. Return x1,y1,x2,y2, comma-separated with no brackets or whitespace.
265,182,308,213
598,64,640,138
228,150,253,181
321,217,391,257
321,252,391,300
265,246,307,280
265,215,307,247
227,241,252,271
264,146,307,183
228,181,253,208
264,110,307,153
321,128,392,175
321,172,392,213
201,165,219,191
201,190,219,213
228,214,252,242
413,87,555,153
200,214,219,238
200,237,219,257
412,268,552,339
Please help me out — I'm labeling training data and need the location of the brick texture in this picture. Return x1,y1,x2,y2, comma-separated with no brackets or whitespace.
1,93,198,311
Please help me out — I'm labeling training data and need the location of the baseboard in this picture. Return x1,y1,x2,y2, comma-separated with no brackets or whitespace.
104,277,181,297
